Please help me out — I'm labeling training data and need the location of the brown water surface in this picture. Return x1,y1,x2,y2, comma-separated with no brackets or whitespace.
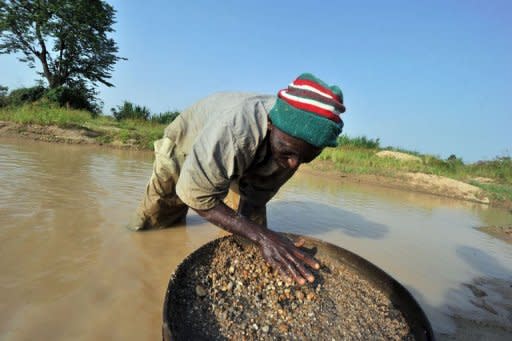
1,137,511,340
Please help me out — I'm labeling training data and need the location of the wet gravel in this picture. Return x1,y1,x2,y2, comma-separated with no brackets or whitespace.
169,237,415,340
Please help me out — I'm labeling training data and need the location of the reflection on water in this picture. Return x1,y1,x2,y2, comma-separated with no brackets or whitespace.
1,137,511,340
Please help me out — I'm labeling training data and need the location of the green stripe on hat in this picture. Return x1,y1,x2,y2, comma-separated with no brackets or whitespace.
269,98,341,148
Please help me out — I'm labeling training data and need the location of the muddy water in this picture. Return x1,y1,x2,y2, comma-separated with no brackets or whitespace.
1,137,511,340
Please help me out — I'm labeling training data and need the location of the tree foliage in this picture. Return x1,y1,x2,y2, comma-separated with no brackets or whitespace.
0,0,125,90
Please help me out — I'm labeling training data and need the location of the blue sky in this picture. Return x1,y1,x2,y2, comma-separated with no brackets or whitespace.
1,0,511,162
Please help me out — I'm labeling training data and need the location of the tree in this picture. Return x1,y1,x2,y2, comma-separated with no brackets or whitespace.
0,0,125,90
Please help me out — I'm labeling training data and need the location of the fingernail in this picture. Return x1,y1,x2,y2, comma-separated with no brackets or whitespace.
314,263,320,269
308,275,314,282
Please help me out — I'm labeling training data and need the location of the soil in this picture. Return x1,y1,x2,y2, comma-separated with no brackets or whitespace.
168,237,415,340
0,120,137,149
376,150,422,162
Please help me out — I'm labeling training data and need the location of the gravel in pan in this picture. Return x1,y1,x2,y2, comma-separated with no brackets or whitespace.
169,237,415,340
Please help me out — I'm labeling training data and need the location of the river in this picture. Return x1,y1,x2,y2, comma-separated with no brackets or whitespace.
1,137,511,340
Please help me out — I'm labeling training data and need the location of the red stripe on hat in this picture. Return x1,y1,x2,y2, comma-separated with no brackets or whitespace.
279,91,341,123
293,79,341,102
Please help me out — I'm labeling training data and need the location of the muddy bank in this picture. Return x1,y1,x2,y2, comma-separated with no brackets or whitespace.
2,120,511,213
0,120,141,149
302,161,511,211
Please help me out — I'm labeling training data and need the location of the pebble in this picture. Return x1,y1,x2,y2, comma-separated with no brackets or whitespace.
226,281,233,291
195,285,207,297
278,323,289,333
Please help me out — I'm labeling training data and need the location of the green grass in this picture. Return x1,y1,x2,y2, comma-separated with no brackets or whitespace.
319,136,512,202
0,103,166,149
0,102,91,127
470,182,512,202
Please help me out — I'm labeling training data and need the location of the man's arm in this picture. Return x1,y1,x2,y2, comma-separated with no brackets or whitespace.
237,198,267,227
194,202,319,285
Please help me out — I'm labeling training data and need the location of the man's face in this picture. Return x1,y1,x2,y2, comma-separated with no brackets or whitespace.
268,124,323,170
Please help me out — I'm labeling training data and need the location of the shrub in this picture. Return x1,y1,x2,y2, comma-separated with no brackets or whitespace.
6,86,46,106
0,86,8,107
111,101,151,121
337,135,380,149
150,111,180,124
446,154,464,168
44,85,100,115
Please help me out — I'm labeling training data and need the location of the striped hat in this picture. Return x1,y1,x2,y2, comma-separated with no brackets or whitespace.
269,73,345,148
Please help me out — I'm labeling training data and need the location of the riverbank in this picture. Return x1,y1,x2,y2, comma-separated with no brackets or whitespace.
1,119,511,212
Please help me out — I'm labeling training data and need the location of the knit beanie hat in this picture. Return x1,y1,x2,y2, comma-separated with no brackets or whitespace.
268,73,346,148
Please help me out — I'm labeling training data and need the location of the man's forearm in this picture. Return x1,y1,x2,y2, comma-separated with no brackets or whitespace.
194,201,268,244
238,198,268,227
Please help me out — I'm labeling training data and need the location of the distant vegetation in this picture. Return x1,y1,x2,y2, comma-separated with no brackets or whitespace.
110,100,180,124
0,95,179,149
0,85,101,114
319,135,512,202
0,85,180,125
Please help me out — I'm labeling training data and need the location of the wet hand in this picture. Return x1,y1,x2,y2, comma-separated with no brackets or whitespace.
258,231,320,285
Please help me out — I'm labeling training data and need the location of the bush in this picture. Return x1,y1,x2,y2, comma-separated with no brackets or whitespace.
150,111,180,124
446,154,464,167
470,156,512,182
0,86,8,107
44,85,100,115
1,84,101,115
336,135,380,149
111,101,151,121
6,86,46,106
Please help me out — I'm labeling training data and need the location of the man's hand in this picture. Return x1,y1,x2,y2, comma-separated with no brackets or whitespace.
195,202,320,285
258,230,320,285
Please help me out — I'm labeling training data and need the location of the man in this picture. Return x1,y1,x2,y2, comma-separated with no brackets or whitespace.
132,73,346,285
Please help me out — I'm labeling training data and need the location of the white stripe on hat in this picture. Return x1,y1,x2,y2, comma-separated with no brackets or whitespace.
289,83,335,100
280,90,336,113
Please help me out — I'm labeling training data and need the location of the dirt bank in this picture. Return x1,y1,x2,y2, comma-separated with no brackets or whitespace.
0,120,139,149
301,161,490,204
2,120,511,213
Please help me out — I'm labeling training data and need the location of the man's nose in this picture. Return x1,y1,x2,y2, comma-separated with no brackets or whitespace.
287,156,300,169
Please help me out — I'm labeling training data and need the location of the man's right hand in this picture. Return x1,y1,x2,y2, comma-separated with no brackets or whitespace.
257,229,320,285
195,202,320,285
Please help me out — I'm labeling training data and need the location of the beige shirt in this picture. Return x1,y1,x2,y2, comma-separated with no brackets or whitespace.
165,92,296,210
